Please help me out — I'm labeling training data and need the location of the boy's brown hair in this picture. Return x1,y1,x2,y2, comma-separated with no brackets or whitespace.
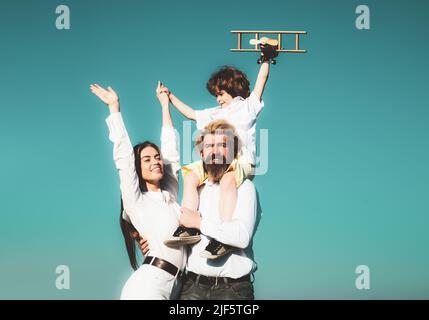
206,66,250,99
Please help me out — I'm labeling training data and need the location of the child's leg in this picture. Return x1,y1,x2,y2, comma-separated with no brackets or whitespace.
165,165,202,247
219,171,237,222
200,172,236,259
165,169,201,247
182,170,200,211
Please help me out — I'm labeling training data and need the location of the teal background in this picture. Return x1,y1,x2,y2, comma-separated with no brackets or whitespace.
1,0,428,299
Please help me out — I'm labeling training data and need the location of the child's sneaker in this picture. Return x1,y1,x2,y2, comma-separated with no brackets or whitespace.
164,226,201,247
200,239,233,259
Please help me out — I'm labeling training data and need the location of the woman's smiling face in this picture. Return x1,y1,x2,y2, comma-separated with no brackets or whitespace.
139,146,164,184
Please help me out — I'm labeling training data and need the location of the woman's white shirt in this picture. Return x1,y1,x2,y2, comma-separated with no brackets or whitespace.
105,112,186,271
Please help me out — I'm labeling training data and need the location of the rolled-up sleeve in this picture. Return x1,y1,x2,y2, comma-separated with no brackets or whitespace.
160,126,181,199
105,112,141,213
247,91,265,118
200,181,257,249
195,107,216,130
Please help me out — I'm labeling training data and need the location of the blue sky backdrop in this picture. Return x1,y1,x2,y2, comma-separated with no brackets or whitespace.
0,0,428,299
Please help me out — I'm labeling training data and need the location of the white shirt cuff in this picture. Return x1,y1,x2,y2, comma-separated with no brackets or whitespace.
105,112,126,142
195,110,210,131
161,125,176,140
200,217,219,238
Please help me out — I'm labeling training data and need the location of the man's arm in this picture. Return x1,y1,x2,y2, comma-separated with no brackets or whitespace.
168,92,196,120
252,62,270,101
180,181,258,249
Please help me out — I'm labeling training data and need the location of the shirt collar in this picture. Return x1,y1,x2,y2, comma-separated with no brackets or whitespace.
202,179,218,187
217,95,244,109
232,96,245,102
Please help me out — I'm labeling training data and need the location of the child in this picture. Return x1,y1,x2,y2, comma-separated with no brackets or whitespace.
165,60,271,259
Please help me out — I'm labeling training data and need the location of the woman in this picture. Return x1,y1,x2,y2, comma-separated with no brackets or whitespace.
90,82,191,299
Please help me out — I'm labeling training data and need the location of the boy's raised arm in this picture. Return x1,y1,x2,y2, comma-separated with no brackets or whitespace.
168,92,196,121
252,61,270,101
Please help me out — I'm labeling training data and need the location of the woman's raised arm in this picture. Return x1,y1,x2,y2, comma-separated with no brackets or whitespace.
90,84,141,212
156,82,180,200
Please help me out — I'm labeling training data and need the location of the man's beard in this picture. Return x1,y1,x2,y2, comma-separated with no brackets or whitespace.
202,154,231,182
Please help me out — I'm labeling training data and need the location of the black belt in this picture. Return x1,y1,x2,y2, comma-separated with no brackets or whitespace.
143,256,182,278
186,271,251,286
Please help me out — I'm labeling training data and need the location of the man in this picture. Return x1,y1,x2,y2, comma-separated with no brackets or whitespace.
138,119,259,300
177,119,258,300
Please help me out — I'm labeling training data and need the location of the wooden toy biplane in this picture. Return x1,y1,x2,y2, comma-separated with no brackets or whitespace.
231,30,307,64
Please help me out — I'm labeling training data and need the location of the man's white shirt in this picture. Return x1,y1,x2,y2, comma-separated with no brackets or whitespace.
186,179,258,278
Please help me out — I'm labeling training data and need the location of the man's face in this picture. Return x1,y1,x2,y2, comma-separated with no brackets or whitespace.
201,132,235,182
201,133,234,165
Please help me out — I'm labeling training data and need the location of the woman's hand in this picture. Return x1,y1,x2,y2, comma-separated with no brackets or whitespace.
131,231,150,255
90,84,120,113
156,81,170,106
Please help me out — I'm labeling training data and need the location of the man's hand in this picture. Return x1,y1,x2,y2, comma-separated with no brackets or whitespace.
179,207,202,230
90,84,120,113
138,237,149,255
131,231,149,255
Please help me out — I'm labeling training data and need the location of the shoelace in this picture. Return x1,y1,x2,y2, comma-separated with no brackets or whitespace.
206,239,223,253
173,226,188,237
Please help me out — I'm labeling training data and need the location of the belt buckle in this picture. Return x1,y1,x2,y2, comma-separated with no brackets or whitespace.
149,256,156,266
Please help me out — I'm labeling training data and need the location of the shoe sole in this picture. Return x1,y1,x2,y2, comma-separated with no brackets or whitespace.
164,236,201,247
199,250,232,260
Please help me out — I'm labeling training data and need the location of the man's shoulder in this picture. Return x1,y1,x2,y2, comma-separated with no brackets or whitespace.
238,179,256,193
201,179,255,190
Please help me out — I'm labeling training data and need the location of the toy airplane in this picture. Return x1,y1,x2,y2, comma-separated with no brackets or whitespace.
251,37,279,64
231,30,307,64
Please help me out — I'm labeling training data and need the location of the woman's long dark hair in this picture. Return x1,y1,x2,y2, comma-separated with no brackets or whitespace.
120,141,161,270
